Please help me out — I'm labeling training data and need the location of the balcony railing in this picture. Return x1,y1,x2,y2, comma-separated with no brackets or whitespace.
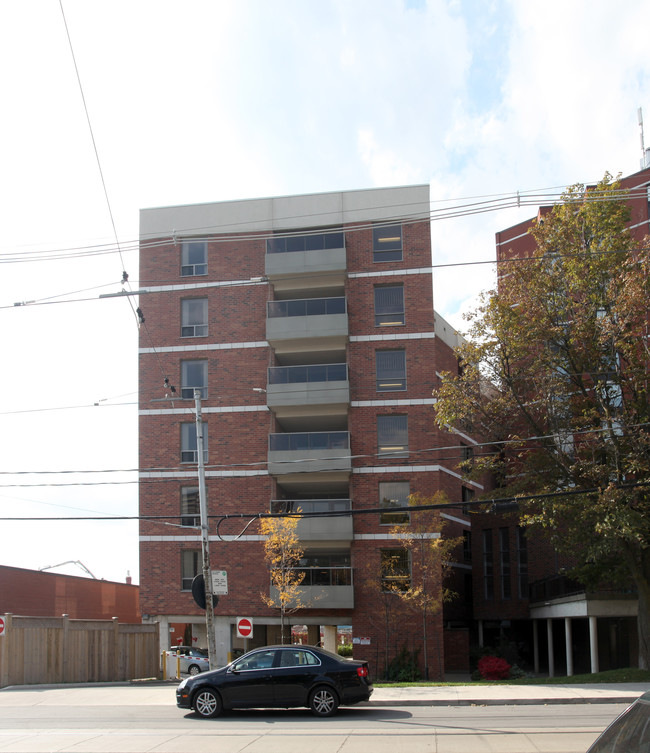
270,500,353,541
267,297,346,319
269,432,349,452
295,567,352,586
268,363,347,385
271,499,351,515
529,574,638,603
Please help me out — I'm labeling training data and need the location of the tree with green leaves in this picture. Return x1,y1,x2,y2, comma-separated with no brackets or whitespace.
389,492,460,680
260,513,306,643
434,174,650,668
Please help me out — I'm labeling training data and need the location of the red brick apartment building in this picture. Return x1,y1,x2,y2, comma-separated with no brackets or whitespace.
138,185,481,677
471,166,650,675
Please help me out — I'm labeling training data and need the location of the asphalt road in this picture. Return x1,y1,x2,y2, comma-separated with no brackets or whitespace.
0,685,626,753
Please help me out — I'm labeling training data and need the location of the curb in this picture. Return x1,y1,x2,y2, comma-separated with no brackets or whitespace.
364,696,640,707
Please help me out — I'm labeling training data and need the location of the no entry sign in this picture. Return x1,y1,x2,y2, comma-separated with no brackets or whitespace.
0,617,5,636
236,617,253,638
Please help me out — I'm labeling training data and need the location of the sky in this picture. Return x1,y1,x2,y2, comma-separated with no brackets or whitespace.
0,0,649,585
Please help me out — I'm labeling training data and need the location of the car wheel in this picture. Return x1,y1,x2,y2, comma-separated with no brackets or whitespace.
193,688,222,718
309,686,339,717
188,664,201,676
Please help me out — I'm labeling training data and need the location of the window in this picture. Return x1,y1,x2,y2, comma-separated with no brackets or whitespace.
181,422,208,463
374,285,404,327
463,530,472,561
181,487,200,526
181,241,207,276
500,527,511,599
233,649,276,671
483,529,494,599
460,442,475,463
181,298,208,337
373,223,402,262
380,548,410,591
461,486,474,514
377,415,408,456
376,350,406,391
517,527,528,599
279,649,319,667
379,481,409,524
181,360,208,399
181,550,201,590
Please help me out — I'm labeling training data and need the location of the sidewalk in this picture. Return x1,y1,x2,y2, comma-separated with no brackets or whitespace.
368,682,649,706
2,679,647,708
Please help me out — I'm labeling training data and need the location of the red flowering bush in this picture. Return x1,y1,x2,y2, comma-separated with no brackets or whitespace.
477,655,511,680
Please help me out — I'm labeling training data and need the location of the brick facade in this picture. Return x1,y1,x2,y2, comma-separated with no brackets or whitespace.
138,186,481,678
471,167,650,671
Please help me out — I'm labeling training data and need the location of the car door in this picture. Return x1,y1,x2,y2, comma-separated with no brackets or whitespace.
219,649,278,708
272,648,321,707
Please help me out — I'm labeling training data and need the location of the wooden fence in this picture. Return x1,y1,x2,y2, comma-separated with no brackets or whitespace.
0,614,159,687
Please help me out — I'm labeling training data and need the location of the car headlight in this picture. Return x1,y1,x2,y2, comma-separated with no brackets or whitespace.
178,677,189,691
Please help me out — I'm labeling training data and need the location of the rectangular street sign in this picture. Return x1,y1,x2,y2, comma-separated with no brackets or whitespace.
212,570,228,595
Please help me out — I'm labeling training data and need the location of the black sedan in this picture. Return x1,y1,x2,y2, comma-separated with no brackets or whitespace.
176,644,373,717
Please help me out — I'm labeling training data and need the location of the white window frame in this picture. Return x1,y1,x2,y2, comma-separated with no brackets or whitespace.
181,298,208,338
181,241,207,277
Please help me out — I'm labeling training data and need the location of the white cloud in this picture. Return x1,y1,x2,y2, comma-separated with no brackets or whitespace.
0,0,649,581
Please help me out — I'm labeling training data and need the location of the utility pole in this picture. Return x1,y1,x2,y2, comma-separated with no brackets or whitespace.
195,389,217,668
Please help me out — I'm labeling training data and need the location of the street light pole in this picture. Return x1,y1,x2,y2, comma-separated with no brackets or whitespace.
194,389,217,668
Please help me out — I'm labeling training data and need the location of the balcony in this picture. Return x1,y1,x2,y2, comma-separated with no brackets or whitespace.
266,297,348,354
529,574,638,605
271,499,353,541
266,363,349,412
265,231,346,292
270,585,354,610
268,431,351,475
269,555,354,609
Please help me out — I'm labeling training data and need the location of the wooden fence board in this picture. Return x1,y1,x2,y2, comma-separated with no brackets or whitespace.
0,614,159,687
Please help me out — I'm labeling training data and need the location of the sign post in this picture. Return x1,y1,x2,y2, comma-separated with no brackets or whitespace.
195,390,217,669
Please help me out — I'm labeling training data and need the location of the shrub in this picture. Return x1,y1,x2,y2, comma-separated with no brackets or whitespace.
337,643,353,657
387,646,422,682
477,655,511,680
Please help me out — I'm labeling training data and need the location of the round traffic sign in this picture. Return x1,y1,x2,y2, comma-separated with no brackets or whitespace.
237,617,252,638
0,617,5,636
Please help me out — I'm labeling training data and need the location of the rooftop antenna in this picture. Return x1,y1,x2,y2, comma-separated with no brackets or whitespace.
639,107,650,169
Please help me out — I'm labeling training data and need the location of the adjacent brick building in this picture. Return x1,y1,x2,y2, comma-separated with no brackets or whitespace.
471,166,650,675
0,565,140,622
138,185,481,676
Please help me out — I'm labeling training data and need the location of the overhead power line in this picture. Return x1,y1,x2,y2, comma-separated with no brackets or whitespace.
1,181,647,266
2,479,649,524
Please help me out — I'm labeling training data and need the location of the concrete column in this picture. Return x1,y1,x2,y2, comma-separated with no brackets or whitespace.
307,625,320,646
547,618,555,678
322,625,337,654
533,619,540,674
564,617,573,676
214,617,231,666
589,616,599,674
158,616,169,654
